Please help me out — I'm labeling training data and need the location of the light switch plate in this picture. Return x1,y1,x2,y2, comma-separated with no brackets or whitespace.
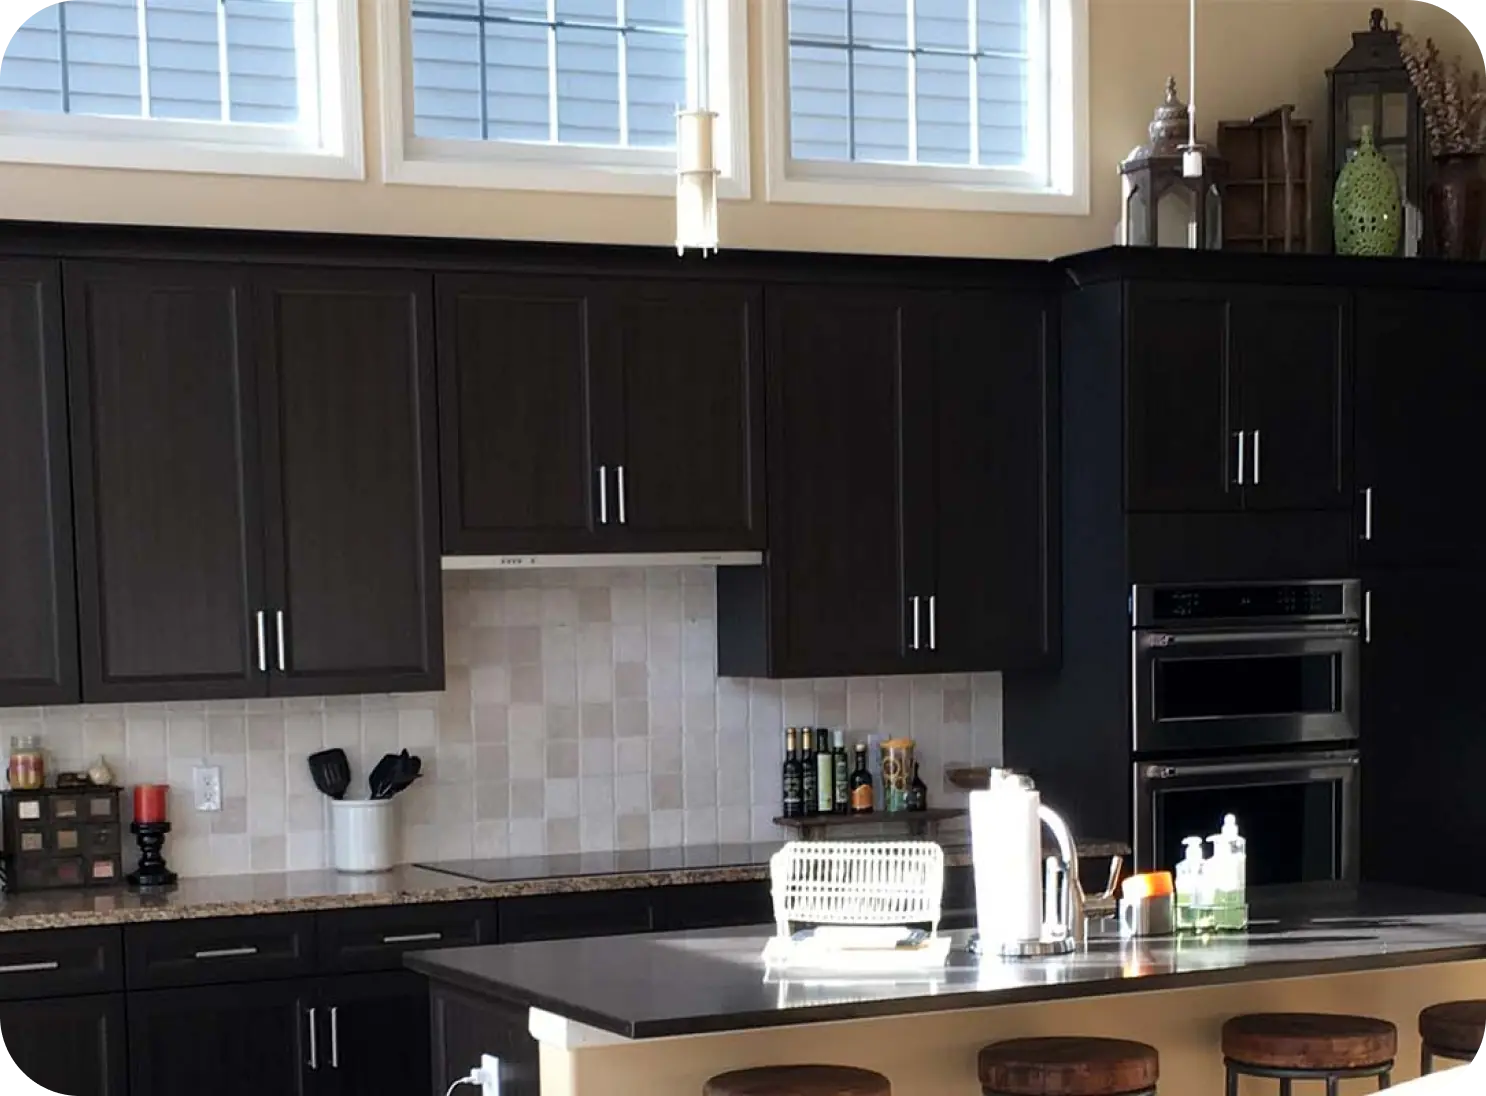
192,765,222,812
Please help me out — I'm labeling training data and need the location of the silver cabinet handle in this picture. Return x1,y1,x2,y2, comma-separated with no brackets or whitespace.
255,611,267,673
1364,591,1373,644
1362,487,1373,541
381,931,443,944
1252,430,1261,485
307,1006,318,1070
928,595,937,651
617,464,627,524
909,596,921,651
275,610,286,672
329,1005,339,1069
598,465,608,524
193,946,259,960
1235,432,1245,486
0,960,59,974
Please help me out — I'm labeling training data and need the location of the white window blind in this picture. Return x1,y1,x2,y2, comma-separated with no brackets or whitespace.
786,0,1036,170
0,0,308,128
409,0,688,150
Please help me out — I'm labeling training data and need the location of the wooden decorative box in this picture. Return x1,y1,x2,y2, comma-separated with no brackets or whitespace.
2,786,123,891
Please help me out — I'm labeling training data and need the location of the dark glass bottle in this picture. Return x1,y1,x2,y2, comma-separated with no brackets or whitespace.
800,728,818,817
908,761,928,811
815,727,835,816
831,730,849,814
849,744,874,814
782,728,803,818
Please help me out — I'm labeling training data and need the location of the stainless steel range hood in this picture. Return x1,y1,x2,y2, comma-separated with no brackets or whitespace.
441,551,762,571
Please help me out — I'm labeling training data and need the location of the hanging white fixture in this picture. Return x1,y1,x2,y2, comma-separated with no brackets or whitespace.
1182,0,1204,179
676,0,719,256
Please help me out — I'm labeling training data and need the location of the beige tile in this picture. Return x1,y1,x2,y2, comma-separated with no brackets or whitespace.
615,737,648,775
362,710,399,756
578,587,611,623
545,778,578,819
546,818,580,854
471,664,510,704
543,661,578,705
126,717,167,758
612,623,646,662
398,709,437,749
615,700,649,739
247,715,285,753
250,836,286,872
510,779,544,819
611,587,646,625
651,734,682,774
579,702,613,739
212,796,248,835
548,704,579,740
475,743,508,781
510,663,544,705
614,661,648,700
651,773,683,810
206,715,245,755
616,813,650,850
944,689,972,725
581,776,614,813
476,781,509,820
471,626,507,663
286,794,324,833
581,738,614,777
546,740,579,779
473,704,509,742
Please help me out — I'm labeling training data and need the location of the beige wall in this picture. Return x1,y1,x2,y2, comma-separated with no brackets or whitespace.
0,0,1479,258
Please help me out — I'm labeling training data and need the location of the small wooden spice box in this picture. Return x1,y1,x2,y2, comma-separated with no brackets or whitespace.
2,786,123,891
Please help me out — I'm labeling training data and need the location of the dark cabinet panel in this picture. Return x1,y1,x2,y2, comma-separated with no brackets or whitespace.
1356,289,1486,567
0,260,76,707
316,900,495,974
432,981,539,1096
1235,287,1351,511
128,980,312,1096
65,261,264,702
0,993,126,1096
257,269,442,696
321,971,430,1096
926,290,1058,671
498,888,655,943
0,926,122,1001
124,913,316,990
437,275,599,554
1124,283,1236,512
605,281,764,549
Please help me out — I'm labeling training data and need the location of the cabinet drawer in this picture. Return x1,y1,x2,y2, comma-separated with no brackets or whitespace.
498,889,654,943
317,900,495,973
0,926,122,1000
124,913,315,989
657,882,771,931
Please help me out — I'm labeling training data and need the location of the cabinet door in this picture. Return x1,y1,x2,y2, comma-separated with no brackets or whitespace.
432,982,539,1096
322,971,430,1096
0,993,126,1096
1235,287,1351,511
762,285,911,677
437,275,601,554
65,261,266,702
257,269,443,697
1356,289,1486,566
1124,283,1239,512
0,260,77,706
603,280,765,549
128,980,313,1096
927,289,1058,670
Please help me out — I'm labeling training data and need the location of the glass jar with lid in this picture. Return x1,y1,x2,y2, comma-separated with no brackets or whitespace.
8,735,45,791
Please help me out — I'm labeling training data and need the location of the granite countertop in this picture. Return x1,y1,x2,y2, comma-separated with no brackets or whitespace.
0,838,1128,933
405,884,1486,1039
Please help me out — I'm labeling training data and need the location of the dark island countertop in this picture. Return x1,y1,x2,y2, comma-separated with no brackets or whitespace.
405,884,1486,1040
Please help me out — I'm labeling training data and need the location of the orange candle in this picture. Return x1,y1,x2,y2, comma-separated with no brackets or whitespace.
133,784,168,824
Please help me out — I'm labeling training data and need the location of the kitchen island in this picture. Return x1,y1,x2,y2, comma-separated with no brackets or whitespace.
407,885,1486,1095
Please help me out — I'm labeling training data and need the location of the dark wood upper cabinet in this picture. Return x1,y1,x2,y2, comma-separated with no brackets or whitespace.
0,260,78,706
65,261,266,702
0,993,127,1096
1356,288,1486,567
257,269,443,696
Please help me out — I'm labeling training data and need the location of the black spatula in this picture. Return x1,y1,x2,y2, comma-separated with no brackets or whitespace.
307,748,351,800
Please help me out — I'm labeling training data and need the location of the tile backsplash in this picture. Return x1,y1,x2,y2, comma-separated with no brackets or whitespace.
7,567,1002,878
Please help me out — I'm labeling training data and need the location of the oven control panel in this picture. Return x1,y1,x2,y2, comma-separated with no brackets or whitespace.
1135,581,1359,626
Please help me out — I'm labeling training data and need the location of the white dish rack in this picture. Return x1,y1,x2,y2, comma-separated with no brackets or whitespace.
761,840,951,972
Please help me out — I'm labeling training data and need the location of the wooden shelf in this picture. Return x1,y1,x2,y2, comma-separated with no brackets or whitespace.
772,808,966,841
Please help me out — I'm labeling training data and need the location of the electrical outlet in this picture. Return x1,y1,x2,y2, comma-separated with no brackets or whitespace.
192,765,222,812
480,1055,502,1096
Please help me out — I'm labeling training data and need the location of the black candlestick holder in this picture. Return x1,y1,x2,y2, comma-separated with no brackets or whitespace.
127,821,178,888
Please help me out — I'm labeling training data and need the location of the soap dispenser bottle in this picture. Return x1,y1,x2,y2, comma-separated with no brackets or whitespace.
1175,836,1205,932
1215,814,1248,930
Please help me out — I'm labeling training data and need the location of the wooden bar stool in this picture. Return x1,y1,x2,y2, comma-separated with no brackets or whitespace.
704,1065,891,1096
1419,1000,1486,1074
978,1036,1159,1095
1222,1013,1396,1094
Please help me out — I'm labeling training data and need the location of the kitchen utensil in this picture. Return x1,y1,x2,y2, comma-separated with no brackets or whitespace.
375,752,422,799
308,748,351,800
969,768,1084,958
367,753,399,800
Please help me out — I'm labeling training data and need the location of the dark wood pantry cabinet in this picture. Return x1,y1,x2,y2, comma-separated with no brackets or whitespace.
437,274,764,556
0,259,78,706
717,276,1058,678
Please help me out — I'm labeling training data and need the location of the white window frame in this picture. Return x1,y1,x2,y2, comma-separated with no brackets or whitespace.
0,0,363,179
762,0,1088,214
379,0,749,199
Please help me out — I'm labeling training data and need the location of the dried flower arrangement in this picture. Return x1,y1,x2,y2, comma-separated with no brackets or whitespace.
1400,31,1486,156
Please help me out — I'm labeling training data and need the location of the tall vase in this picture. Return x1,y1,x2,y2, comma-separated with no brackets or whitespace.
1333,125,1403,257
1428,153,1486,260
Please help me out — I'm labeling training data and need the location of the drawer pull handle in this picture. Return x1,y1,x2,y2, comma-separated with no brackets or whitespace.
193,946,259,960
381,932,443,945
0,960,59,974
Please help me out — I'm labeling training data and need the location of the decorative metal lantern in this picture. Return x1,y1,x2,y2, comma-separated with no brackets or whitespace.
1121,78,1226,249
1326,7,1426,253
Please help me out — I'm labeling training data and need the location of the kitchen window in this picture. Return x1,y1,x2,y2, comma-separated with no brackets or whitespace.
0,0,362,178
763,0,1088,213
381,0,749,197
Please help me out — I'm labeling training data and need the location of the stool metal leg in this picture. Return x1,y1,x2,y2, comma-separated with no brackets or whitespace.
1280,1080,1292,1096
1422,1046,1434,1076
1225,1064,1238,1096
1325,1078,1339,1096
1379,1071,1391,1090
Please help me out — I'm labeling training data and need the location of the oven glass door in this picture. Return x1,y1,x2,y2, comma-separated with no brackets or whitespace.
1135,753,1359,883
1133,624,1360,754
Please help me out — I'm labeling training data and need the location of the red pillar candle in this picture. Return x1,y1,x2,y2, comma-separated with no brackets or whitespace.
133,784,168,824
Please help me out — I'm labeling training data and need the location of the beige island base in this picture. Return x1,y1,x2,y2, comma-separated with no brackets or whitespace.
533,961,1486,1096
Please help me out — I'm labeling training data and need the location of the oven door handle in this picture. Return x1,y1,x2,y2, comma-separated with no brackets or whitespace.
1143,625,1360,646
1143,755,1359,780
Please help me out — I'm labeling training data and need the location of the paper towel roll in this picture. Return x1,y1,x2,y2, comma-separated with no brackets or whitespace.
970,776,1043,950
